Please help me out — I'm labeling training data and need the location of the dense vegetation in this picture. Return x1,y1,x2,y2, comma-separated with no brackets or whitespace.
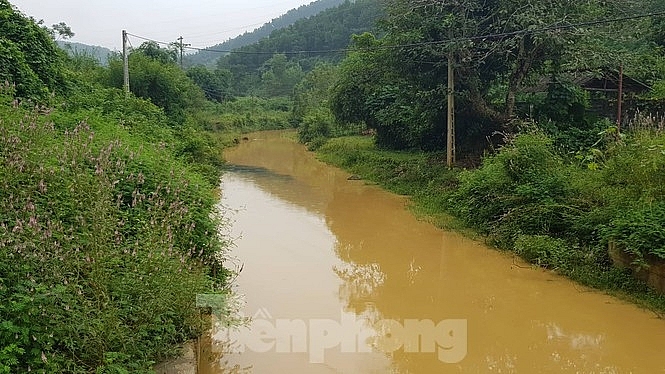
184,0,346,67
4,0,665,370
0,1,247,372
323,0,665,151
216,0,383,96
172,0,381,133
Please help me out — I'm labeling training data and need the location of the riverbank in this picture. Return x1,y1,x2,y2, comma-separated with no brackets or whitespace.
315,134,665,314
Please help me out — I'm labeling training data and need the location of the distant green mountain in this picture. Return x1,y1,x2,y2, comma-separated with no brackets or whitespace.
217,0,382,95
57,41,115,65
184,0,347,67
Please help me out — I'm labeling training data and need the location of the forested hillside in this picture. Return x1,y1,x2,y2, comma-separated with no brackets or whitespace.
216,0,383,96
184,0,347,67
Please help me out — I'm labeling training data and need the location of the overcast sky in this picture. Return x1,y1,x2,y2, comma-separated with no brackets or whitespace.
10,0,315,51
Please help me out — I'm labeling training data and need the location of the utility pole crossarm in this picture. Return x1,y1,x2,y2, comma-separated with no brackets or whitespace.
177,36,191,68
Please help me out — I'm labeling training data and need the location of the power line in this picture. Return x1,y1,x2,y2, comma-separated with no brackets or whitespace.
126,10,665,57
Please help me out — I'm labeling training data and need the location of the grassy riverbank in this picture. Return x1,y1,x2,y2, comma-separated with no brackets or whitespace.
316,133,665,314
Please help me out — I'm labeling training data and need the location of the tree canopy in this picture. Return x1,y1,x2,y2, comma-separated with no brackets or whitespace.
217,0,383,96
0,0,65,100
329,0,665,151
103,42,206,124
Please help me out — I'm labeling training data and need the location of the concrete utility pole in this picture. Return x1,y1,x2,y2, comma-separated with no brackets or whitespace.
617,63,624,135
122,30,130,94
177,36,190,68
446,50,456,168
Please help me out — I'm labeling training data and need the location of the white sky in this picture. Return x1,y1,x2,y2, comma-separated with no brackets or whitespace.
10,0,315,51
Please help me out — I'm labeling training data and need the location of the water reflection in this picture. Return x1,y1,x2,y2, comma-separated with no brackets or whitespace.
213,131,665,373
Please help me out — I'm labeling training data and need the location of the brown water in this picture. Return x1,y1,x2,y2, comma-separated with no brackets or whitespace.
207,131,665,373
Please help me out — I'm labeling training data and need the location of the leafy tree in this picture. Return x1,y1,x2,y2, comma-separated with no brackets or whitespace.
187,65,232,102
137,41,178,64
260,53,304,97
332,0,660,151
48,21,74,40
378,0,607,126
330,33,385,129
103,46,206,124
330,32,447,149
292,62,338,123
0,0,65,100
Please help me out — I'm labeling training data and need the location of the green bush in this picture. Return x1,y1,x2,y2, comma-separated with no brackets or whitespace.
603,203,665,263
514,235,571,268
0,89,227,372
318,136,455,196
210,96,292,132
103,53,206,125
449,132,581,246
601,132,665,202
0,1,65,100
298,108,333,144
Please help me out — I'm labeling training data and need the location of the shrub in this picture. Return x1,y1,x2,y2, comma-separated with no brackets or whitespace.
514,235,571,268
449,132,582,246
601,131,665,202
603,202,665,264
210,96,292,132
0,1,65,100
298,108,333,144
0,91,227,372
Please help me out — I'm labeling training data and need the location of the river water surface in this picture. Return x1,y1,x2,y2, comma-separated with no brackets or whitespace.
206,131,665,373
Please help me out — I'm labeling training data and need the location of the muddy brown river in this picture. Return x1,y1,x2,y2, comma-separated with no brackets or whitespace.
204,131,665,373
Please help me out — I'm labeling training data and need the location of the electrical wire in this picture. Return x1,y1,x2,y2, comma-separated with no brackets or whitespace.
126,9,665,57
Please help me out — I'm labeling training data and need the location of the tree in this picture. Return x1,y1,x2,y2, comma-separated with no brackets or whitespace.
332,0,658,151
0,0,65,99
186,65,232,103
103,48,205,124
49,21,74,40
137,41,177,64
330,33,383,127
379,0,602,125
260,53,304,97
292,62,338,123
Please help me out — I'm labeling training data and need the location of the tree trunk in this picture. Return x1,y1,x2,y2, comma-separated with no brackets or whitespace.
505,36,536,125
